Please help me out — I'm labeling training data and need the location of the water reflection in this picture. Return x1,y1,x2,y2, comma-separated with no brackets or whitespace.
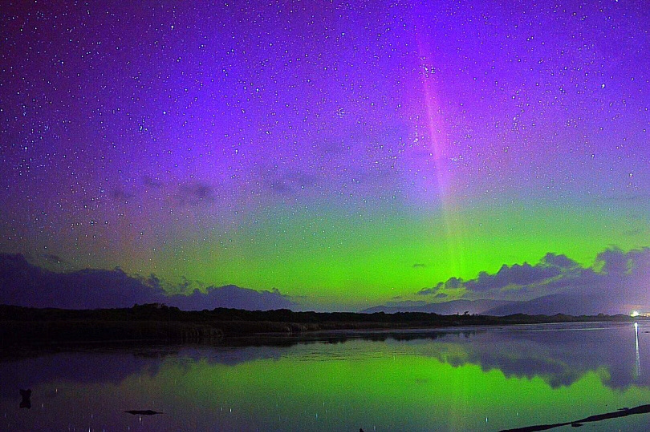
1,322,649,431
636,322,641,379
400,322,650,389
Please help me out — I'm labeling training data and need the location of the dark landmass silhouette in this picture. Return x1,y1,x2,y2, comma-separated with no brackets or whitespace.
485,292,624,316
0,303,639,346
125,410,164,416
362,299,514,315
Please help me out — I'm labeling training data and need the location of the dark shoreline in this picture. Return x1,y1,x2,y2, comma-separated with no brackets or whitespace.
0,303,642,347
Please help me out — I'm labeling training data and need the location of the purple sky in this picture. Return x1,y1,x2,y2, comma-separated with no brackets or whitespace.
1,1,649,311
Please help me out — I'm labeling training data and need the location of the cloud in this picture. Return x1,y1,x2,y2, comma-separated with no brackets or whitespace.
465,263,562,292
418,287,438,295
417,276,462,295
0,253,294,310
418,254,577,296
177,182,215,206
142,175,163,188
110,188,134,202
268,171,317,197
416,247,650,314
110,178,221,209
595,247,630,274
168,286,294,311
541,252,578,269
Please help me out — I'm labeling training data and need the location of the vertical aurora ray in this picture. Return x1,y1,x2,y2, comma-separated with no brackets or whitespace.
414,33,467,279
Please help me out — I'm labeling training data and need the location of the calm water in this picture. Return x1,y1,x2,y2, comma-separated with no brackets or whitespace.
2,322,650,431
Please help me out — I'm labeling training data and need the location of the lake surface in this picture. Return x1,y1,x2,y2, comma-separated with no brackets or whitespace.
2,322,650,431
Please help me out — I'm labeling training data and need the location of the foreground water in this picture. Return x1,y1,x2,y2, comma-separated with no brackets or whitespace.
2,322,650,431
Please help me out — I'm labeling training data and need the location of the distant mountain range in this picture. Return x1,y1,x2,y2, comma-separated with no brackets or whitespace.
362,293,630,316
362,299,515,315
0,251,641,316
485,293,624,316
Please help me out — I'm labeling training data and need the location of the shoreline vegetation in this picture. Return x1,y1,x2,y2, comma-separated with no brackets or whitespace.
0,303,641,347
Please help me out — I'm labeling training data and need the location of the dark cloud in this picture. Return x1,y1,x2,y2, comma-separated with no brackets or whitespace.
595,247,630,274
269,179,295,196
145,273,163,290
541,252,578,269
417,287,438,295
0,254,163,309
0,253,294,310
142,175,164,188
177,182,215,206
169,286,294,311
418,277,462,295
417,282,443,295
417,247,650,315
465,262,561,292
268,172,317,196
627,248,650,271
110,188,134,202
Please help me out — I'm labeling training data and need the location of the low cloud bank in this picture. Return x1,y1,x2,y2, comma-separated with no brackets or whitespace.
417,248,650,315
2,247,648,314
0,253,293,310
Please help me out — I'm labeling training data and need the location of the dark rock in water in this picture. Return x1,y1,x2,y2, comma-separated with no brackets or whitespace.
19,389,31,409
125,410,164,415
502,403,650,431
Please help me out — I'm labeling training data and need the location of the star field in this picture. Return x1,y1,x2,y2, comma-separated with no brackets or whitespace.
1,0,649,309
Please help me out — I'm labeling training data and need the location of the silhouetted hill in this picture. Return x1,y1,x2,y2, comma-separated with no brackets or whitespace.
362,299,515,315
486,293,623,316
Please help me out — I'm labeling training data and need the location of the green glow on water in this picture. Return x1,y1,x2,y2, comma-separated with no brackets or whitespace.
2,325,649,431
116,340,650,431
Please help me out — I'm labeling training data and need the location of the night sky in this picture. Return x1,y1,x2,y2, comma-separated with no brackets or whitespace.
1,1,649,311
